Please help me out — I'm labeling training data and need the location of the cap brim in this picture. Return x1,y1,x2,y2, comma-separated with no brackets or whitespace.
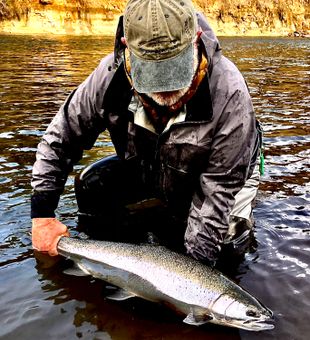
129,44,194,94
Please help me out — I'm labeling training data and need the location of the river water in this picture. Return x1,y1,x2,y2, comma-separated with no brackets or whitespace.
0,34,309,340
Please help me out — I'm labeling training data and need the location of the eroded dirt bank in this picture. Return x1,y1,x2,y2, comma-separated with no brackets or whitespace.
0,0,309,36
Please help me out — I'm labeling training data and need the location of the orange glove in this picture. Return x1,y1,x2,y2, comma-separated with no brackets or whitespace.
32,218,70,256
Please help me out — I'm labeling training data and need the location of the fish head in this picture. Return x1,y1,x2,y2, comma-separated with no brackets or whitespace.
224,298,274,331
211,293,274,331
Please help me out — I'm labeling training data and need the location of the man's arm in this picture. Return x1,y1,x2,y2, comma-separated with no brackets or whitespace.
184,86,257,264
31,55,114,254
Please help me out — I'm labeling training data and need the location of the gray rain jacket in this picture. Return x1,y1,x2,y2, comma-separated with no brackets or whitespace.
31,13,258,263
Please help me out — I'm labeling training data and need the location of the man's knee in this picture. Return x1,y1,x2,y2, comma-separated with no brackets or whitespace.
75,154,124,216
74,154,155,217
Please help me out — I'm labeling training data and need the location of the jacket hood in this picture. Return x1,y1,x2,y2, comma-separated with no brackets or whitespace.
196,12,222,71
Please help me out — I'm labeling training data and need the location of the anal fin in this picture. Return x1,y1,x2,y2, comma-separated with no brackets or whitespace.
105,288,136,301
63,264,89,277
183,308,213,326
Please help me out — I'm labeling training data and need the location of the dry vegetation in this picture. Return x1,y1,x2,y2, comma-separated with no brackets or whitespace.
0,0,31,21
0,0,124,21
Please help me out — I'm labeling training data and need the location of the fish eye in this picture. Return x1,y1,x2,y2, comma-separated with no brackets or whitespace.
246,309,259,318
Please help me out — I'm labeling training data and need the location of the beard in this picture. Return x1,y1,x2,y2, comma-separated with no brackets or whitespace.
145,86,190,107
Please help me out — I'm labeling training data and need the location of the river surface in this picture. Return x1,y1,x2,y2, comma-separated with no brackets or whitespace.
0,34,309,340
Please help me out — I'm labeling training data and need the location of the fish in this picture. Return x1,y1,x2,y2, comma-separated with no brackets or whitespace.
57,237,274,331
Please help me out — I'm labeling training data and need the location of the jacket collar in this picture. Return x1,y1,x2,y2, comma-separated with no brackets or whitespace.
113,15,125,68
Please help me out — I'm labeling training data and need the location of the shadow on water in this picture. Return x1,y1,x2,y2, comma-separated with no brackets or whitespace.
0,35,309,339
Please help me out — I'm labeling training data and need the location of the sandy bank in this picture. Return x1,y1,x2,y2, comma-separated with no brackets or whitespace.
0,0,309,37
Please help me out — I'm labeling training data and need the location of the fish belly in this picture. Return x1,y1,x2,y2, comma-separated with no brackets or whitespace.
77,258,170,304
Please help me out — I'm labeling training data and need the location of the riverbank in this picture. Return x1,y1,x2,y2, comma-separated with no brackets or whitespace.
0,0,309,36
1,15,308,37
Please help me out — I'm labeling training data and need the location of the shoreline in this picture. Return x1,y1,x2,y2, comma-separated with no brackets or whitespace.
0,0,308,38
1,18,308,38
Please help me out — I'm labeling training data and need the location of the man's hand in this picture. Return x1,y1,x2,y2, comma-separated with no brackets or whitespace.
32,218,70,256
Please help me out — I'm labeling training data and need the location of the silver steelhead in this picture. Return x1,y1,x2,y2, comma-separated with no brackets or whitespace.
57,237,274,331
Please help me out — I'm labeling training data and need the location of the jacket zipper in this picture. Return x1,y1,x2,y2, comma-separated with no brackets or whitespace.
154,119,213,202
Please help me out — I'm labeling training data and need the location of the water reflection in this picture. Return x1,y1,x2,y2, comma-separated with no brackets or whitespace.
240,195,310,340
0,35,309,339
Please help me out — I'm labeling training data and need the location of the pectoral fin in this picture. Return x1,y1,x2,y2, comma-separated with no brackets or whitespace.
105,288,136,301
63,264,89,277
183,308,213,326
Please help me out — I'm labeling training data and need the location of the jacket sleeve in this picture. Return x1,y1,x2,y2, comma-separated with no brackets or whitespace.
184,82,257,264
31,55,114,218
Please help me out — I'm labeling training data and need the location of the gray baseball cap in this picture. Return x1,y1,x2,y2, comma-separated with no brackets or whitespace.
123,0,198,94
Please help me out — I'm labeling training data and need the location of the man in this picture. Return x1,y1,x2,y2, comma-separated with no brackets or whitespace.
31,0,261,266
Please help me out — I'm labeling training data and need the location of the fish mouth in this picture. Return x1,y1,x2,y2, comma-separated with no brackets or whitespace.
214,312,274,332
241,317,275,331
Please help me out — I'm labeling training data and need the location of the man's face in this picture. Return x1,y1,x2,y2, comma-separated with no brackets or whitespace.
145,44,199,107
122,33,201,108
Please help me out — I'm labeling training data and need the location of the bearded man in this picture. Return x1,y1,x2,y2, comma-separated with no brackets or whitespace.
31,0,261,266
